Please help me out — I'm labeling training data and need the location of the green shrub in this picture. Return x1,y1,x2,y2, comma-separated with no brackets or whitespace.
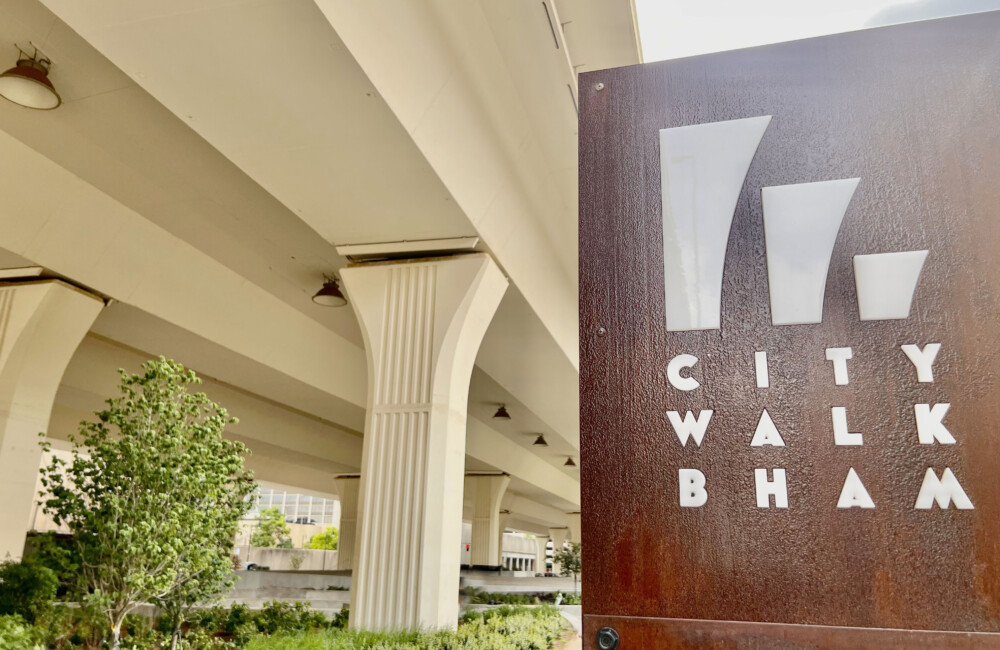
245,604,566,650
0,615,40,650
0,560,58,623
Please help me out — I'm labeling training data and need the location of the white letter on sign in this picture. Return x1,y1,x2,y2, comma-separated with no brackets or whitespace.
750,409,785,447
831,407,863,446
837,467,875,509
914,468,973,509
825,347,853,385
679,469,708,507
754,351,770,388
754,468,788,508
901,343,941,383
915,403,955,444
667,410,713,447
667,354,700,391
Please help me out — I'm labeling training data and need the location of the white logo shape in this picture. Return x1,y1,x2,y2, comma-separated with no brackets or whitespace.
659,116,772,331
658,117,929,331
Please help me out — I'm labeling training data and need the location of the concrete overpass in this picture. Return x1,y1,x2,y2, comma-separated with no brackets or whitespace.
0,0,639,631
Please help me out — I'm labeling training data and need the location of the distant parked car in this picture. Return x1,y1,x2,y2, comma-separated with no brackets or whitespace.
245,563,271,571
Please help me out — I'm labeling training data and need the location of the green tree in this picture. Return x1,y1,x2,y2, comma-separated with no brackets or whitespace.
553,542,582,594
250,507,291,548
307,527,339,551
38,358,254,650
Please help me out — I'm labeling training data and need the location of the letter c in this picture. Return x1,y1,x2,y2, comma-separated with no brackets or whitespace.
667,354,700,391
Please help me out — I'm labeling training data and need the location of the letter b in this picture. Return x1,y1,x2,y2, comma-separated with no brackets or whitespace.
679,469,708,507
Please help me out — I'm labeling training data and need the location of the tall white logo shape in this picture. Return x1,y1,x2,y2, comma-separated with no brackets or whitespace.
658,117,928,330
659,116,772,331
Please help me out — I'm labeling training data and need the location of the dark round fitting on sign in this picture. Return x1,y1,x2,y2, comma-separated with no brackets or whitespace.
596,626,620,650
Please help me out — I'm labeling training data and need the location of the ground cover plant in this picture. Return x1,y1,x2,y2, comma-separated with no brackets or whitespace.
243,605,567,650
463,587,581,606
0,602,566,649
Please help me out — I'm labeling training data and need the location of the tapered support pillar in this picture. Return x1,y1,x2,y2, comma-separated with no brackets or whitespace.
333,475,360,571
567,512,581,544
549,527,569,575
534,536,548,575
497,509,510,568
341,254,507,630
0,280,102,559
464,473,509,570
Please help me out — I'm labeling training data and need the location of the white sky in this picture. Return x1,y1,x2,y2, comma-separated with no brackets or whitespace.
636,0,1000,62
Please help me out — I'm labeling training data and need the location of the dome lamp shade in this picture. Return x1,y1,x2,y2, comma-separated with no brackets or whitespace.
312,276,348,307
0,46,61,110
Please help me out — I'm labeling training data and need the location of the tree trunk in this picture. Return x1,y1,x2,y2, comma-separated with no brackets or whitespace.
167,608,182,650
110,623,121,650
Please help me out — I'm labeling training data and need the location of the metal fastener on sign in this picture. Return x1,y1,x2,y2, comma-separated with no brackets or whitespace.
595,82,605,91
596,326,607,336
596,627,620,650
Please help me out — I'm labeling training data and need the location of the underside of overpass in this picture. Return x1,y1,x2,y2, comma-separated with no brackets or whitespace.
0,0,640,630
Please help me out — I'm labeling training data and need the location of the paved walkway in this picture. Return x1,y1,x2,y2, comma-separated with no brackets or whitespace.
559,605,582,634
560,634,582,649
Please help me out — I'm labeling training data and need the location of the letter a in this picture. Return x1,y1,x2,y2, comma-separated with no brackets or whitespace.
679,469,708,507
837,468,875,509
750,409,785,447
914,468,973,509
667,410,713,447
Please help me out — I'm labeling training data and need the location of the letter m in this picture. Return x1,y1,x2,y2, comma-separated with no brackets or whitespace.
914,468,974,510
667,410,713,447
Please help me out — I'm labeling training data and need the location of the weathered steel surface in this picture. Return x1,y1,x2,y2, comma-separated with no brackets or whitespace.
586,615,1000,649
579,11,1000,648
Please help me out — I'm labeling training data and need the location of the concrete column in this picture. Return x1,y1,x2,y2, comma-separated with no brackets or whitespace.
333,475,360,571
497,509,511,567
549,527,569,576
534,536,548,575
567,512,581,544
464,473,509,570
342,254,507,630
0,280,102,559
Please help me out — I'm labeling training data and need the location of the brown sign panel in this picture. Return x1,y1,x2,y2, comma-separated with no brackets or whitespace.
579,12,1000,648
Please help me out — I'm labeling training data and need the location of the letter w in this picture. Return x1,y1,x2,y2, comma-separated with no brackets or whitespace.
667,410,713,447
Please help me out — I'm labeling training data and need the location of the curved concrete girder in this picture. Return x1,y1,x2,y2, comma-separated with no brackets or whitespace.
313,0,579,367
0,129,367,414
466,417,579,508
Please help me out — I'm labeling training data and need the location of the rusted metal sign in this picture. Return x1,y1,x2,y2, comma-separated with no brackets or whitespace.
579,12,1000,649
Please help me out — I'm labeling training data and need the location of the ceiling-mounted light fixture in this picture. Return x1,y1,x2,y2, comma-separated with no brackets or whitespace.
532,435,548,447
564,457,576,467
492,405,511,420
311,275,347,307
0,44,61,110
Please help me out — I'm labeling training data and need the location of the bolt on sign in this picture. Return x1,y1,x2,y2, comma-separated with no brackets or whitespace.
579,12,1000,649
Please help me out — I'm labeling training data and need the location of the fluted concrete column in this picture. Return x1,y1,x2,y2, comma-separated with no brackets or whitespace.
497,510,510,569
341,254,507,630
0,280,102,559
464,473,509,569
534,536,548,575
549,527,569,576
333,475,360,571
567,512,581,544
